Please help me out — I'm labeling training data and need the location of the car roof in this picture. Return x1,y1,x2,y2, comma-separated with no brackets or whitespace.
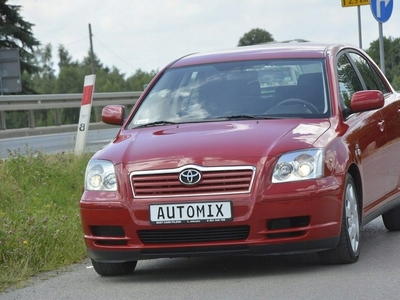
170,42,345,68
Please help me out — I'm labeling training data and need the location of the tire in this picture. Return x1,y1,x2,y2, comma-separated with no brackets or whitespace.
319,173,360,264
382,205,400,231
91,259,137,276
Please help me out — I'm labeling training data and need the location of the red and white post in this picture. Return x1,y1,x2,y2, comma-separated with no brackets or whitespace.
75,74,96,155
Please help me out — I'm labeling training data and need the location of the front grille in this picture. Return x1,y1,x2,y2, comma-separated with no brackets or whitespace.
138,226,250,244
131,165,255,198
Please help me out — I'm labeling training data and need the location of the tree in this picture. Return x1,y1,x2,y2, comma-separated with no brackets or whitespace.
238,28,274,47
58,44,78,69
31,43,56,93
0,0,40,93
29,43,57,126
55,65,86,125
392,75,400,91
366,36,400,90
95,67,126,92
82,50,104,74
126,69,157,91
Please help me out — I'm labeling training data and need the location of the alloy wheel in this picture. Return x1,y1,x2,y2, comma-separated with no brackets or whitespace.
345,183,360,254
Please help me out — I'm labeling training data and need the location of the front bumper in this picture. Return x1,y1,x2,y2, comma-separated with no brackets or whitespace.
87,237,339,262
80,175,343,262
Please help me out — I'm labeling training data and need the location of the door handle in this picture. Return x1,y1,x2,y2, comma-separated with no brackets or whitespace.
378,120,385,132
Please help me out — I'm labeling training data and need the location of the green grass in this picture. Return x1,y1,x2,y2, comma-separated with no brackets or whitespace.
0,150,92,292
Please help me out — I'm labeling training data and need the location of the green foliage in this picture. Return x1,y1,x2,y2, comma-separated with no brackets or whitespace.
82,50,104,73
30,43,57,94
95,67,127,92
0,151,91,292
238,28,274,47
4,111,29,129
392,75,400,91
366,36,400,87
56,65,86,94
58,44,78,69
126,68,157,91
1,40,159,129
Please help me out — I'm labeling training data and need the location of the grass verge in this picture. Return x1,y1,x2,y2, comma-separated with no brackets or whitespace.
0,150,92,292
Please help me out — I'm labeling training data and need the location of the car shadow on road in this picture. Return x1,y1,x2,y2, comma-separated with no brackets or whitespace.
97,217,397,283
98,253,324,284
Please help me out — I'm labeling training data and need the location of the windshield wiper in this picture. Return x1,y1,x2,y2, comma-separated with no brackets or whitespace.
224,115,282,120
224,115,257,120
135,121,177,128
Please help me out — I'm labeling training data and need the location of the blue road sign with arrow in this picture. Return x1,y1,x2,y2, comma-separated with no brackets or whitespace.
370,0,393,23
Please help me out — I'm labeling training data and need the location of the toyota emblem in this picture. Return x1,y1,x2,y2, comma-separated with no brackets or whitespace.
179,169,201,185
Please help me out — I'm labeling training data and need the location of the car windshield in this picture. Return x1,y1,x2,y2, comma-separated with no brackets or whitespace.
128,59,330,129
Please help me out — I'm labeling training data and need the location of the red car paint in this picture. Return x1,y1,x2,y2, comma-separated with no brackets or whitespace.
80,43,400,275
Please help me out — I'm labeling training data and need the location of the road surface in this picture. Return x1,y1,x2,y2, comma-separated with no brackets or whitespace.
0,128,119,158
2,218,400,300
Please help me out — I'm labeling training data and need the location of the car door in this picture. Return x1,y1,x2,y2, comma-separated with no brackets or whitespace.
347,51,400,200
337,51,388,211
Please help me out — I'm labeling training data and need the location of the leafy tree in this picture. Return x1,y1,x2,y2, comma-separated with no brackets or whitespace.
95,67,126,92
82,50,105,74
58,44,78,69
30,43,56,93
126,69,157,91
238,28,274,47
55,65,86,124
366,36,400,89
0,0,40,93
91,67,127,122
29,44,58,126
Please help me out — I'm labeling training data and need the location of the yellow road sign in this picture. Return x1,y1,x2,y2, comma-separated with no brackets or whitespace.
342,0,370,7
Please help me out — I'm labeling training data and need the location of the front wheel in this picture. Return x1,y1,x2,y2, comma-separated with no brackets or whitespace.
91,259,137,276
319,173,360,264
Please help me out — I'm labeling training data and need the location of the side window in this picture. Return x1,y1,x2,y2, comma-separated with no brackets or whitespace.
337,54,363,108
348,52,388,94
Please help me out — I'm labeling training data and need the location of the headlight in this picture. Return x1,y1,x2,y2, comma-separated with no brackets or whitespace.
272,149,324,183
85,160,117,191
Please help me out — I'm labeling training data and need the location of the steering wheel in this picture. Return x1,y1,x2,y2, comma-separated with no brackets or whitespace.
270,98,319,114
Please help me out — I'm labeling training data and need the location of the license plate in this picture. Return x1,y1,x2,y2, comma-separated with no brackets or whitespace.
150,201,232,225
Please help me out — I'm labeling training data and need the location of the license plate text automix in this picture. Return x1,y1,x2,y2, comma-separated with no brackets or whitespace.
150,201,233,224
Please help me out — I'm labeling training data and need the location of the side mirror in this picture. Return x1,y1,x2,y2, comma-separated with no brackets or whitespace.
102,105,126,125
350,90,384,112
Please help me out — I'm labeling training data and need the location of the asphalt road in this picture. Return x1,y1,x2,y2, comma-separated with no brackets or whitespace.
0,128,119,158
2,218,400,300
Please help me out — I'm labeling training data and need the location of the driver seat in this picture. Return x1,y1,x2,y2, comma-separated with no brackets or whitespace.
296,73,325,113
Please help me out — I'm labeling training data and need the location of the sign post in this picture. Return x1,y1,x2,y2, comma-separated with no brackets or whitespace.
370,0,394,74
341,0,370,48
75,74,96,155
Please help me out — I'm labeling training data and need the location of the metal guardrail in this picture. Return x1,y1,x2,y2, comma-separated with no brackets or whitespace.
0,91,142,133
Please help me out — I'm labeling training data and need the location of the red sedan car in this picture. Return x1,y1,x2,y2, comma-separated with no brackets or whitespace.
80,42,400,276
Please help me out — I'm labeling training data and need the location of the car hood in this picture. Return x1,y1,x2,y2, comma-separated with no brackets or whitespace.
98,120,331,170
